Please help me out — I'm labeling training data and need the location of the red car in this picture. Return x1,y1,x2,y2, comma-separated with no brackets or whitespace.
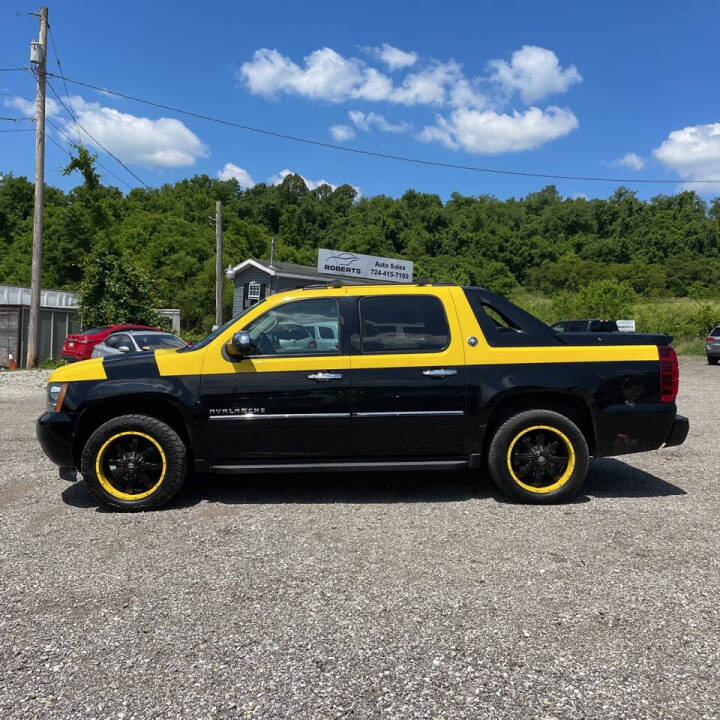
61,324,162,362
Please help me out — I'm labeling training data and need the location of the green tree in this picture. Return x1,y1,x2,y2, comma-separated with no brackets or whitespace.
79,246,164,328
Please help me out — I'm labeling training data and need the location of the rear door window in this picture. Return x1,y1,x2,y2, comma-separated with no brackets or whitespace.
359,295,449,353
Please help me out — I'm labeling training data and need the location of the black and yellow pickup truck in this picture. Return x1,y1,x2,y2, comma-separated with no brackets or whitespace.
37,283,688,510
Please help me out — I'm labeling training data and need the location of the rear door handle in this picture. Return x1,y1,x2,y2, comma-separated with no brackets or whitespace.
422,368,458,378
308,372,343,382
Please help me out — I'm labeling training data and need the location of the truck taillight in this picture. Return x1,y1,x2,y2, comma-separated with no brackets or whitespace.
658,345,679,403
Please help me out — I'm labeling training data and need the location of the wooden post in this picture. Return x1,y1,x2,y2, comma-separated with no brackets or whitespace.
215,200,223,327
26,6,48,368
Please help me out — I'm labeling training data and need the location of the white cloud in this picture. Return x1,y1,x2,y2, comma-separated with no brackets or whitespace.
488,45,582,104
653,123,720,191
419,106,579,154
238,48,478,107
18,93,209,169
348,110,410,133
4,95,60,118
391,60,463,106
238,44,583,155
217,163,255,188
239,47,385,103
609,152,646,171
330,124,356,141
369,43,418,71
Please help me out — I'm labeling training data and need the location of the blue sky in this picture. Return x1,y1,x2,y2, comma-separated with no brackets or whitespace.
1,0,719,200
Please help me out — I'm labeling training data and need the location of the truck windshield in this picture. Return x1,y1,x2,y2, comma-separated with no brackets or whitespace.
178,300,267,352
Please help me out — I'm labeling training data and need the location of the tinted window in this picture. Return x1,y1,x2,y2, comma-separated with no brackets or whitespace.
245,298,340,355
82,326,110,335
711,328,720,337
319,326,335,339
104,334,120,348
588,320,617,332
360,295,449,353
568,321,587,332
180,300,266,353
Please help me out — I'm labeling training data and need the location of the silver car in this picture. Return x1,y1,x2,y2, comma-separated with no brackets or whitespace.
91,330,186,358
706,326,720,365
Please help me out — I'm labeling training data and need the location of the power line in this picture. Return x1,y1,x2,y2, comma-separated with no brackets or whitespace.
47,23,78,125
47,133,72,155
44,70,720,185
45,115,134,189
44,28,134,190
0,67,26,72
45,77,149,188
0,128,34,133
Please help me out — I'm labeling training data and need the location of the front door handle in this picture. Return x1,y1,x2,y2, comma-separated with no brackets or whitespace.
422,368,458,378
308,372,343,382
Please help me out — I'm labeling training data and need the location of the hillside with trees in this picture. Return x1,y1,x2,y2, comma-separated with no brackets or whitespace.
1,151,719,341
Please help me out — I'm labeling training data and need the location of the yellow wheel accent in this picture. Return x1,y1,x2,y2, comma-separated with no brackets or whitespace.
506,425,576,494
95,431,167,501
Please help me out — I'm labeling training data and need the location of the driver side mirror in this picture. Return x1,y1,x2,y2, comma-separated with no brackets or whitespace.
225,331,251,359
118,345,131,353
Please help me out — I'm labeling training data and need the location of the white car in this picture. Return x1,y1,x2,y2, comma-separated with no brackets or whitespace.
91,330,186,358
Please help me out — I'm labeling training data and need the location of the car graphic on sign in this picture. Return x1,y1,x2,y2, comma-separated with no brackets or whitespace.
325,252,359,266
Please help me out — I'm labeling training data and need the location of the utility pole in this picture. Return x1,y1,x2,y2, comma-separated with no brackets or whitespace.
26,6,48,368
215,200,223,328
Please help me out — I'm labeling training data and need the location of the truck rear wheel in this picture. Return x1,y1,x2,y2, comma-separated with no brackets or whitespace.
487,409,589,504
80,414,187,511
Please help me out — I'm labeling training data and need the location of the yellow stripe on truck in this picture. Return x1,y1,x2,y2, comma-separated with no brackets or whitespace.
49,357,107,382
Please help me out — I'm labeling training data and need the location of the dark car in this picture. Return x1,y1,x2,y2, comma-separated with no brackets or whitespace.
62,324,163,362
706,326,720,365
38,284,687,511
552,319,619,333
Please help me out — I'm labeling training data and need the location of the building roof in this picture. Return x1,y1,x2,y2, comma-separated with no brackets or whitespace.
225,258,384,284
0,284,78,309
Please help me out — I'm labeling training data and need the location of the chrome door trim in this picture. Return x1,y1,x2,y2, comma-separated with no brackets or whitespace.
209,412,350,421
352,410,464,418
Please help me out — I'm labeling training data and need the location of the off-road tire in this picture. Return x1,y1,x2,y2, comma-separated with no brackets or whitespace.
488,409,589,504
80,414,187,511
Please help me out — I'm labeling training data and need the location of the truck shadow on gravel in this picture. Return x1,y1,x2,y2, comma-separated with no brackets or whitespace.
61,457,685,511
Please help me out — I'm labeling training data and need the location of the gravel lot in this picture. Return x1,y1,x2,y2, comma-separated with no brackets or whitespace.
1,358,718,719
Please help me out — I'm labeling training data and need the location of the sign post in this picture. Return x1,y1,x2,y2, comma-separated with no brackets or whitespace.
317,249,413,283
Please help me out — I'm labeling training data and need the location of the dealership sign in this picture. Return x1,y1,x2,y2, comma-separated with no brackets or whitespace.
317,249,413,283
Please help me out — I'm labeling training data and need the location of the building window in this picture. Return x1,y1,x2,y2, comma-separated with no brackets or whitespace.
248,281,261,302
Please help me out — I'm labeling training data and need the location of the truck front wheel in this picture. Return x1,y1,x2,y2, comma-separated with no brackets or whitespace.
80,414,187,511
487,409,589,504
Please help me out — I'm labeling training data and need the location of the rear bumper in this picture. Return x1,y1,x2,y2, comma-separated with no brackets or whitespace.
36,412,76,468
594,404,686,457
61,350,87,362
664,414,689,448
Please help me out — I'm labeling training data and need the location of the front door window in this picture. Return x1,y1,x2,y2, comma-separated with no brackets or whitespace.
245,298,341,355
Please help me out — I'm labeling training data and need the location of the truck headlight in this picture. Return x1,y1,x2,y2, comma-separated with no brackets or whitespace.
47,383,67,412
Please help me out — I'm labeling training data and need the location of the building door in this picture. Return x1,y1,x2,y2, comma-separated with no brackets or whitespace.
198,295,352,461
348,292,467,458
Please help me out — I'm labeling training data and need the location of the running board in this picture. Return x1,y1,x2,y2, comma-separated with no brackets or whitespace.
207,459,470,474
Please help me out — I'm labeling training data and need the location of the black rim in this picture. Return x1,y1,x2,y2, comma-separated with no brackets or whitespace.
509,428,571,489
100,435,164,495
